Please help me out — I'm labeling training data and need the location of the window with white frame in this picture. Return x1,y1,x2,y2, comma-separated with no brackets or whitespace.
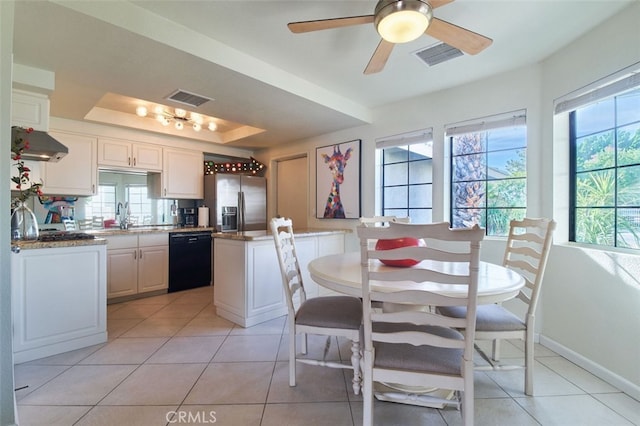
376,130,433,224
126,184,153,225
556,67,640,250
87,184,116,220
447,111,527,236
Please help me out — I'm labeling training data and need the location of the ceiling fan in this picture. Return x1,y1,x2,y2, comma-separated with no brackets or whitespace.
288,0,492,74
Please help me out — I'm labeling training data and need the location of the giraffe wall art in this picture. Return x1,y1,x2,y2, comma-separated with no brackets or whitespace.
315,140,361,219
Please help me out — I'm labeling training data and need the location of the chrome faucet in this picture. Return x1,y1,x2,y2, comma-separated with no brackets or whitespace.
117,202,130,229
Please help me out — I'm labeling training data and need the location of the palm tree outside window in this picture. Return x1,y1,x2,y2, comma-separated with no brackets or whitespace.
448,111,527,236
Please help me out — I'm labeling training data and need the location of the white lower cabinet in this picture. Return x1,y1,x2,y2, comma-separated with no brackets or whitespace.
106,233,168,299
11,243,107,363
213,232,345,327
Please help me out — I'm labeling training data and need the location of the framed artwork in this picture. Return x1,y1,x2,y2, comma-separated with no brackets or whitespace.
316,139,361,219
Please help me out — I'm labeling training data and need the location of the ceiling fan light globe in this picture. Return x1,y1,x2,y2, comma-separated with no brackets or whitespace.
375,0,432,44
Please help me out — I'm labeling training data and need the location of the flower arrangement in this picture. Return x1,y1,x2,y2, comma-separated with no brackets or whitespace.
11,126,43,206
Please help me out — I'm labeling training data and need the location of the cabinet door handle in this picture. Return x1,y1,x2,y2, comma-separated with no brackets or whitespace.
133,157,136,167
92,184,96,194
128,157,131,166
133,250,137,260
139,249,142,259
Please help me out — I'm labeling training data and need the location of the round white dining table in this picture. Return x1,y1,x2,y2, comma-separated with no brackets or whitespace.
308,252,525,304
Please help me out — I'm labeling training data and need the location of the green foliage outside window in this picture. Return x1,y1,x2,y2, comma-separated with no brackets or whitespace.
573,124,640,249
451,125,527,236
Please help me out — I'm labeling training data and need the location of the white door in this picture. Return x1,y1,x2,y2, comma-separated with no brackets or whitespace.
276,156,307,229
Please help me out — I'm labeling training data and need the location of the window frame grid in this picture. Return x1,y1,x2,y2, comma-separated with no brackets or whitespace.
379,143,433,222
89,184,117,220
568,88,640,249
448,123,527,236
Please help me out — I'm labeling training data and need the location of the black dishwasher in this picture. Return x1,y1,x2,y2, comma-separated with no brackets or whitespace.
169,232,212,293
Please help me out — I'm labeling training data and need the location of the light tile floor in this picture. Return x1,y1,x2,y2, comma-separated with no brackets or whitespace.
15,286,639,426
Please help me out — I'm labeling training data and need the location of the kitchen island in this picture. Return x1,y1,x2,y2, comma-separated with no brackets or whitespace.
11,237,108,363
212,229,348,327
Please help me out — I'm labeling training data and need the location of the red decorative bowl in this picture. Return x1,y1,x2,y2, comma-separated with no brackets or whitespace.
375,237,425,267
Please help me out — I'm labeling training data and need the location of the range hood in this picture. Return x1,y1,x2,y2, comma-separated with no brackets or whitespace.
12,127,68,162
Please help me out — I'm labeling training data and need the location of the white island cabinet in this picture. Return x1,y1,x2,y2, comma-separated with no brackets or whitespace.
213,229,346,327
11,241,107,363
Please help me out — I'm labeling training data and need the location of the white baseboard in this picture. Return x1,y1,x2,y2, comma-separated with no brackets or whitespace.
540,335,640,401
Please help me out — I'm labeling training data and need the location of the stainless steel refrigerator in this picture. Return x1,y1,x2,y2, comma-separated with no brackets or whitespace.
204,174,267,232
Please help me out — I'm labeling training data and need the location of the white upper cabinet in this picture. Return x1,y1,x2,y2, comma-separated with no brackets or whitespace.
150,148,203,199
98,137,162,171
133,143,163,171
10,90,49,192
11,89,49,131
43,131,97,196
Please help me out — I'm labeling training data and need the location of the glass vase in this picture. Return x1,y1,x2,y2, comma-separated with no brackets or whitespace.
11,201,39,241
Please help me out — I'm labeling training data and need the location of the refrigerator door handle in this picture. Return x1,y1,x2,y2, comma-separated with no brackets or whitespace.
238,191,244,232
240,191,247,232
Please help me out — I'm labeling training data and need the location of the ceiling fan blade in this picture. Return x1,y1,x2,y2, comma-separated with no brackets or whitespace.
288,15,374,33
429,0,455,9
364,39,395,75
426,18,492,55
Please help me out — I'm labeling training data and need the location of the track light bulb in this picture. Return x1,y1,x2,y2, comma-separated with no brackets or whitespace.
135,106,148,117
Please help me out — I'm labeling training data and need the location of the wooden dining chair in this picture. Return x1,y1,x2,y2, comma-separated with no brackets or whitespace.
357,221,484,426
439,217,556,396
91,216,104,229
359,215,410,227
270,217,363,395
76,218,93,230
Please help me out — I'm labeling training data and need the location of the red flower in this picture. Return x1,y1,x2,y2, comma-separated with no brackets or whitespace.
11,126,44,205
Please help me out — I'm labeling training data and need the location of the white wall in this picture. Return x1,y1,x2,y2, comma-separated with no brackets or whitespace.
540,1,640,398
1,2,18,425
259,2,640,399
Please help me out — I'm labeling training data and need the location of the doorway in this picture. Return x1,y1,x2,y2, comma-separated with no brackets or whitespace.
276,156,308,229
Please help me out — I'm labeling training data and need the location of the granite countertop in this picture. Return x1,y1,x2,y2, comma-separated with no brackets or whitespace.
11,237,108,250
212,228,350,242
86,226,215,236
12,227,345,248
11,226,216,251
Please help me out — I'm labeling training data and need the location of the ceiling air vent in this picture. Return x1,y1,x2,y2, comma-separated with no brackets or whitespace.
165,89,213,108
413,43,463,67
